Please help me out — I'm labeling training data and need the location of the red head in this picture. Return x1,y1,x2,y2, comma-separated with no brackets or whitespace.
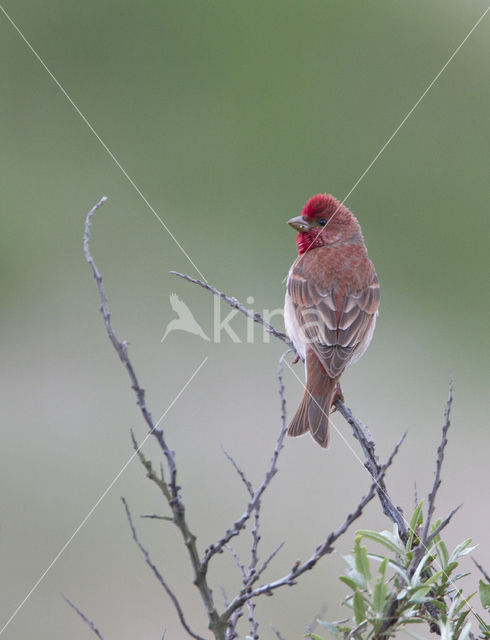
288,193,361,255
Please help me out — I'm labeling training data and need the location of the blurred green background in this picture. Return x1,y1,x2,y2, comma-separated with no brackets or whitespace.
1,1,488,638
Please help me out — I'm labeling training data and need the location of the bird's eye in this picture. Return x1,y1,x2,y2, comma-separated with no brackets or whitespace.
318,218,327,226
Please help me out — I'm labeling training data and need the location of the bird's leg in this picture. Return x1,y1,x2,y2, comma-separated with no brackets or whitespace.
330,383,344,413
291,353,300,364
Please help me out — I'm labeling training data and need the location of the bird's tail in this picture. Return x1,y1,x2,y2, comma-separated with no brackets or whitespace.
287,352,338,448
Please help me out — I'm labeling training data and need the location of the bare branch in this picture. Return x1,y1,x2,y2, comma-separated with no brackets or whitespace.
84,201,223,638
252,542,285,585
221,447,254,497
141,514,174,522
472,558,490,583
64,596,106,639
271,625,287,640
424,504,463,548
122,498,206,640
421,376,453,545
170,271,294,350
84,200,180,498
222,438,401,621
202,351,291,571
335,400,408,539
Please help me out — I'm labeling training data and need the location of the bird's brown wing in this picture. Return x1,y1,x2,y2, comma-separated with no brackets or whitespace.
287,248,379,378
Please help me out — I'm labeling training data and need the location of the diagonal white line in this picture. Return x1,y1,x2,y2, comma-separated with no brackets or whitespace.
0,356,208,637
285,361,372,471
0,3,207,283
282,4,490,283
284,359,480,620
340,4,490,206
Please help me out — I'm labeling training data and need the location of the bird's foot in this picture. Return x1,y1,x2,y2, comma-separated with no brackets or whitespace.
291,353,300,364
330,384,344,413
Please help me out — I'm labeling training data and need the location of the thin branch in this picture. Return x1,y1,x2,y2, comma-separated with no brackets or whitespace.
421,376,453,546
122,498,206,640
202,351,291,572
170,271,294,350
63,596,106,640
84,200,223,639
472,558,490,583
221,447,254,497
141,514,174,522
270,625,287,640
425,504,463,548
252,542,286,586
335,400,408,539
222,436,402,621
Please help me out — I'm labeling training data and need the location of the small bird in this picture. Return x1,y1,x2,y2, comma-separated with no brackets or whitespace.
284,193,379,447
161,293,210,342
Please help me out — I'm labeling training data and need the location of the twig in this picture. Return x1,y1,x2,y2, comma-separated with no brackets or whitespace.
222,435,402,621
63,596,106,640
335,401,408,539
202,351,291,571
472,558,490,583
170,271,295,350
221,447,254,497
425,504,463,548
141,514,174,522
421,376,453,546
122,498,206,640
84,200,224,639
271,624,286,640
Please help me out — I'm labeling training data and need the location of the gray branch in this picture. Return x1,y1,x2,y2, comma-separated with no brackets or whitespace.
84,199,223,639
472,558,490,583
421,376,453,546
122,498,205,640
63,596,106,640
222,433,403,621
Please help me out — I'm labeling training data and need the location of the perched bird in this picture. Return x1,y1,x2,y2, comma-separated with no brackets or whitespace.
161,293,210,342
284,194,379,447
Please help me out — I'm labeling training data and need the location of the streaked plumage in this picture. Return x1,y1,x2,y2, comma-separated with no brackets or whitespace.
284,194,379,447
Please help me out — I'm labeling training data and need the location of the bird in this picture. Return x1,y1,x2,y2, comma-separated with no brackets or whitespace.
284,193,379,448
161,293,210,342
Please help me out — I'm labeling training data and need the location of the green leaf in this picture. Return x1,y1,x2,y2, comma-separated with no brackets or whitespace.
367,553,410,584
479,580,490,609
354,538,371,584
307,635,324,640
474,611,490,636
353,591,367,625
407,502,424,551
357,529,403,556
449,538,474,563
339,576,360,591
411,550,436,585
441,561,459,581
373,578,388,614
454,609,470,635
436,539,449,568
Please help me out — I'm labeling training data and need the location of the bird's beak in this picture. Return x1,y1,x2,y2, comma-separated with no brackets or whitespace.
287,215,312,232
